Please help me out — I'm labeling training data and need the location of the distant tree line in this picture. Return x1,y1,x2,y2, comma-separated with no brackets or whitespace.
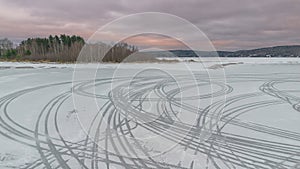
102,42,138,62
17,35,85,62
0,35,139,62
0,38,16,59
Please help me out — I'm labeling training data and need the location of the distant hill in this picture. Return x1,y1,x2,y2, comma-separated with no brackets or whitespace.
228,45,300,57
145,45,300,57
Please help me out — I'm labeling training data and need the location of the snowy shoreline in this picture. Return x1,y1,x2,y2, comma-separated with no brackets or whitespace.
1,57,300,70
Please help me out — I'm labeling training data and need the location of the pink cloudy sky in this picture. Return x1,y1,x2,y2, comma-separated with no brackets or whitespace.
0,0,300,51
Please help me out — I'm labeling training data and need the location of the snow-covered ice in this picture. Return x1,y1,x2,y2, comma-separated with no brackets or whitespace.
0,58,300,169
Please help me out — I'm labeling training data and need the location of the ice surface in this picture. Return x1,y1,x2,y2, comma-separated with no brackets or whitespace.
0,58,300,168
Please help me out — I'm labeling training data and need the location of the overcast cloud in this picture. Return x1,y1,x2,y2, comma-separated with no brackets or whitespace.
0,0,300,50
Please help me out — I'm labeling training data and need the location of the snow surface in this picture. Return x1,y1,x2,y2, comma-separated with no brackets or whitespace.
0,58,300,169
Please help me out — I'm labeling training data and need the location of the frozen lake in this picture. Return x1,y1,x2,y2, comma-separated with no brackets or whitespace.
0,58,300,169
